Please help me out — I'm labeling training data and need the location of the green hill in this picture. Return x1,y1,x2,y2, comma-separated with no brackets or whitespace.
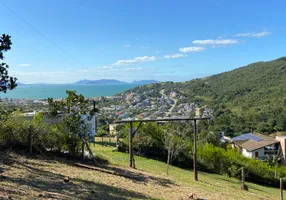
183,57,286,110
128,56,286,134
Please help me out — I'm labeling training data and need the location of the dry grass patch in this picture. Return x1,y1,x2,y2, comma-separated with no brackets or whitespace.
0,153,203,200
0,148,283,200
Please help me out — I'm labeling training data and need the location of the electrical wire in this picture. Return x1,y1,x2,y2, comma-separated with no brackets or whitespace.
0,0,101,79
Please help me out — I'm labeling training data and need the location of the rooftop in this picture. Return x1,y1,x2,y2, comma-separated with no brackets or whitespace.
232,133,279,151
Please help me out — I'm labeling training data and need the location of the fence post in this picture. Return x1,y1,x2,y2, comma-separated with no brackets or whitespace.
281,178,283,200
242,168,245,184
193,119,198,181
29,124,32,154
82,136,85,160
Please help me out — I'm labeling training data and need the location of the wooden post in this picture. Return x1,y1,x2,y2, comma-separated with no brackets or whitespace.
93,100,96,143
242,168,245,183
281,178,283,200
116,132,119,149
81,136,85,160
129,122,133,168
29,124,32,154
166,150,170,175
193,119,198,181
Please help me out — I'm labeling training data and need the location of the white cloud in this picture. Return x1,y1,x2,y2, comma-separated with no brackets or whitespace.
17,64,32,67
101,66,113,69
192,39,238,45
164,53,187,59
112,56,157,66
77,69,90,72
95,66,113,69
124,44,131,47
178,46,205,53
235,31,271,38
123,67,154,71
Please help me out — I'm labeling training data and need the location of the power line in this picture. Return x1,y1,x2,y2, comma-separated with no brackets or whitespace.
0,0,101,79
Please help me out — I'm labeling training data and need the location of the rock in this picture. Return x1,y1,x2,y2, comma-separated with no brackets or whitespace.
1,175,6,179
63,177,70,183
188,193,194,199
241,183,248,191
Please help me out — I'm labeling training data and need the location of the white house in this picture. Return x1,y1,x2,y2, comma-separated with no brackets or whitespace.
231,133,281,160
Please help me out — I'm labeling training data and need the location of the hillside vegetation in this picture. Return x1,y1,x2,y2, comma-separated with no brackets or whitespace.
128,57,286,134
130,57,286,110
183,57,286,110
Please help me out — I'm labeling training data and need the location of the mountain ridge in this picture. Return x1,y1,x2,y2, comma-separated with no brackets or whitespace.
128,56,286,112
74,79,159,84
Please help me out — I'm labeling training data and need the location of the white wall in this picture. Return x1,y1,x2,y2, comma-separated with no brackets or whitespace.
251,148,264,158
242,148,253,158
242,148,264,158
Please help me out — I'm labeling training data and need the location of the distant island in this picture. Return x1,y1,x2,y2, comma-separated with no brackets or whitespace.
16,79,160,85
131,80,159,84
74,79,159,85
74,79,127,84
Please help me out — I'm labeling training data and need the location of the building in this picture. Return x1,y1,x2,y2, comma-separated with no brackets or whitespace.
231,133,284,161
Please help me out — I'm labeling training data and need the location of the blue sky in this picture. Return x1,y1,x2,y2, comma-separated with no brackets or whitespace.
0,0,285,83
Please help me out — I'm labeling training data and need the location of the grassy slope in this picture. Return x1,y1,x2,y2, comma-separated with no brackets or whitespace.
91,138,282,200
0,139,283,200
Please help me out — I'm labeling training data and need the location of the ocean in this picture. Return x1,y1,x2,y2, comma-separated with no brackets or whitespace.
0,84,141,99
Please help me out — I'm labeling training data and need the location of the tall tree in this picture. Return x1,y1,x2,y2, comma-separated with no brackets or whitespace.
0,34,17,93
163,122,188,175
47,90,98,156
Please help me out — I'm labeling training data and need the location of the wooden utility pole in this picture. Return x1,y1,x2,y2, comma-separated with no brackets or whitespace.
193,119,198,181
281,178,283,200
29,124,33,154
93,100,96,143
242,168,245,183
81,135,85,160
129,122,133,168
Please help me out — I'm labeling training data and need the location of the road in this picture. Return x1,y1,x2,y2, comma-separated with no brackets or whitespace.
160,90,177,116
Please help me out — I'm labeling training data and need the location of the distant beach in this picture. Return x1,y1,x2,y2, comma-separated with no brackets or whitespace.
0,84,141,99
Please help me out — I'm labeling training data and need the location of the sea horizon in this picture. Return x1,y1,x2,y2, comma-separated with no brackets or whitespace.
0,83,141,99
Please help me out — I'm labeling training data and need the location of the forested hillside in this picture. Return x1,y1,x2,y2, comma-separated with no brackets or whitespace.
127,57,286,135
183,57,286,110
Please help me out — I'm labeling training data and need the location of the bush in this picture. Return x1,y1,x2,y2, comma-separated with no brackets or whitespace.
197,143,286,187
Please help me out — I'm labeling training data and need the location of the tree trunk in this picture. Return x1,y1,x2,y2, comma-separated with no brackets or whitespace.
166,149,171,175
81,138,85,160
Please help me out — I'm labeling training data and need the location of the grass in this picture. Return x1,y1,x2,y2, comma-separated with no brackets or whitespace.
91,137,285,200
0,138,284,200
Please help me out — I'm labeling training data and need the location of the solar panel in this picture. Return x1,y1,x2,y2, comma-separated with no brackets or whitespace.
246,134,262,142
232,133,262,142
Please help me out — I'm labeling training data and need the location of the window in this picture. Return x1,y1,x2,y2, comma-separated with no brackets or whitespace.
255,152,259,158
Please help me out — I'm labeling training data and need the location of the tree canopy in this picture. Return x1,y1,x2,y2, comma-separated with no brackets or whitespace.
0,34,17,93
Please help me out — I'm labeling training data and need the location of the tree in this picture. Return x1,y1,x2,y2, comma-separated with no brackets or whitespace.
0,34,17,93
163,122,188,175
47,90,98,156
